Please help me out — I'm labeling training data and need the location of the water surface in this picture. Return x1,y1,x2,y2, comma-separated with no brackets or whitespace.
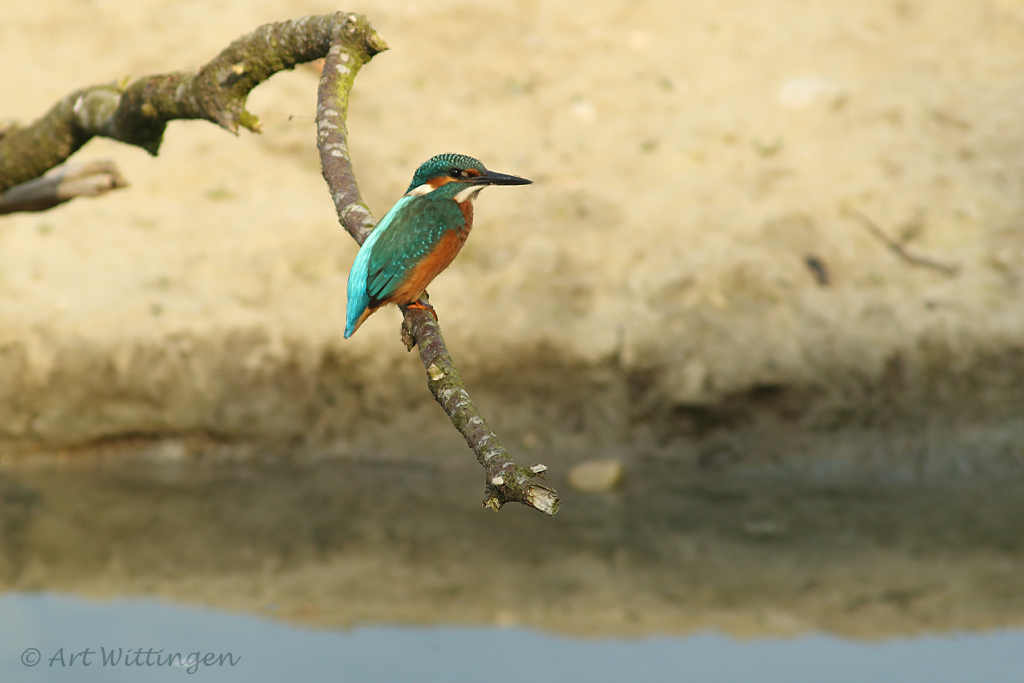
0,448,1021,680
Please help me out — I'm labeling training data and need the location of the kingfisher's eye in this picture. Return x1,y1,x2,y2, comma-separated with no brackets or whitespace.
448,168,464,179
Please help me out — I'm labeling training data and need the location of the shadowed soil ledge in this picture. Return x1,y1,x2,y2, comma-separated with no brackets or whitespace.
0,326,1022,480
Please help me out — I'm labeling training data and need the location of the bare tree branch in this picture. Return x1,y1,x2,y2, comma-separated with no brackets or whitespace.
0,160,128,215
0,13,375,193
0,11,559,515
316,27,560,515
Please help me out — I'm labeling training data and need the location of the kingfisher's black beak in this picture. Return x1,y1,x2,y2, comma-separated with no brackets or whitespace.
470,169,532,186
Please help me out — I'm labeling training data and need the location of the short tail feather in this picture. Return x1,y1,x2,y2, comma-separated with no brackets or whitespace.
344,306,373,339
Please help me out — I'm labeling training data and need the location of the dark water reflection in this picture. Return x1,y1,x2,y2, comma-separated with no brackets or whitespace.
0,446,1022,680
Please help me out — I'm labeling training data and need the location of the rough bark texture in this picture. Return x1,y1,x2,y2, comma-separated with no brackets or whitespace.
402,305,559,515
0,14,374,192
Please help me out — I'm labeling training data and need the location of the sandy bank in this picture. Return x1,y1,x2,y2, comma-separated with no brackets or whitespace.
1,0,1023,473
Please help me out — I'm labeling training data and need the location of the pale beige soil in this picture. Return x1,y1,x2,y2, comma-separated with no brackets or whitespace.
1,0,1024,472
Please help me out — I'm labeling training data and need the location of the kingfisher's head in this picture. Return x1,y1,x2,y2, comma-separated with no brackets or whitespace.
404,153,531,202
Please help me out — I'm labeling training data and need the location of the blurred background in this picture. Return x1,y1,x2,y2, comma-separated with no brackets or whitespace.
1,0,1023,680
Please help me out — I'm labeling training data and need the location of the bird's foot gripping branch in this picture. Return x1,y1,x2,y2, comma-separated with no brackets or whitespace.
0,12,559,516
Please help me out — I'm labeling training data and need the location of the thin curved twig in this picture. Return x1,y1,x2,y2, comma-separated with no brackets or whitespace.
316,27,560,515
848,209,960,277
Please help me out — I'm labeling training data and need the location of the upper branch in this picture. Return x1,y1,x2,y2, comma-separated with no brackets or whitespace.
0,12,386,193
315,17,383,245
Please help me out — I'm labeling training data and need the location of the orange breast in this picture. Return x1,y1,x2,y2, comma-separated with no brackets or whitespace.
386,229,468,305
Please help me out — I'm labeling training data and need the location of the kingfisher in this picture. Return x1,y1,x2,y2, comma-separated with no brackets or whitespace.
344,153,531,338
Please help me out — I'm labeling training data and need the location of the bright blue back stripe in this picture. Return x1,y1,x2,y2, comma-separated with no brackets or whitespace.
343,198,411,338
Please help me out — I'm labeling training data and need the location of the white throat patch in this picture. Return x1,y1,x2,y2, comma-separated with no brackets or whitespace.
453,185,485,203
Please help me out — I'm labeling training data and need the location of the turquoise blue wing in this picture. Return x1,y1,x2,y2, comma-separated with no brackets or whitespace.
344,198,410,338
364,198,465,303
